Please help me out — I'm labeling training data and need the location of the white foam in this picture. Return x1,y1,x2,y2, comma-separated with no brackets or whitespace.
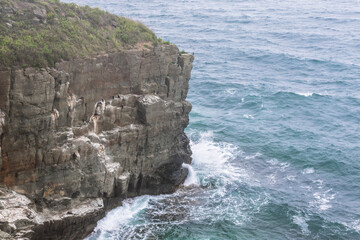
190,131,242,181
293,214,310,235
266,174,276,184
266,158,290,170
90,195,151,237
343,219,360,233
279,162,290,171
286,175,296,181
313,179,323,189
302,168,314,174
311,190,335,211
245,152,262,160
294,91,329,97
243,114,254,119
296,92,314,97
300,185,313,191
267,158,279,165
191,132,232,166
225,88,237,95
182,163,199,186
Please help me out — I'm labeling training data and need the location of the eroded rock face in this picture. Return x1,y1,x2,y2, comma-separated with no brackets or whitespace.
0,44,193,239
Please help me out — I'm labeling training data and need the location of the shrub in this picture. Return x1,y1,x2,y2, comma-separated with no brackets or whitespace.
0,0,158,68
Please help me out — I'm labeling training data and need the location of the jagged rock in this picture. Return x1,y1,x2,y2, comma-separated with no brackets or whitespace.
0,230,12,239
0,44,194,239
33,8,47,19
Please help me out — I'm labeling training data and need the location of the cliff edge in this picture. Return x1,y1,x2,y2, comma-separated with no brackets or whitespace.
0,1,194,239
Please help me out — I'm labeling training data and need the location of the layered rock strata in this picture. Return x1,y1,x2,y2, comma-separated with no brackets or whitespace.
0,44,193,239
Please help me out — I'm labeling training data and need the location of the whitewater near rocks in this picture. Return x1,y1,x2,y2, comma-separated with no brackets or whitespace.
73,0,360,239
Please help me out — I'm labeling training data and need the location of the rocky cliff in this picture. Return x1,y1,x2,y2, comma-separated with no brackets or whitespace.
0,2,194,238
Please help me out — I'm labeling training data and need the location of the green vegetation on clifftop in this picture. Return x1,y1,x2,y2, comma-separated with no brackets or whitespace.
0,0,159,68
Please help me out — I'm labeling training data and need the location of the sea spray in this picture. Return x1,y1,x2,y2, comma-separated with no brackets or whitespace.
189,131,243,183
182,163,199,186
87,196,151,239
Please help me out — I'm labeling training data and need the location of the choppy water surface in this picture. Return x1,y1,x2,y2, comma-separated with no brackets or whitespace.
63,0,360,239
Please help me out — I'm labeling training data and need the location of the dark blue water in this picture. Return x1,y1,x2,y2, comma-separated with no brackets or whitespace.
63,0,360,239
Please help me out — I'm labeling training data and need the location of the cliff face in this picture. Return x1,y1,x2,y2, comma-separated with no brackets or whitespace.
0,44,193,239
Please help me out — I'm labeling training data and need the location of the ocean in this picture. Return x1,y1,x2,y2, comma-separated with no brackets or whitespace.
63,0,360,239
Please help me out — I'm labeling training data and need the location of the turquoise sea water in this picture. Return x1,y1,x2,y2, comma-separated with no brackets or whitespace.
64,0,360,239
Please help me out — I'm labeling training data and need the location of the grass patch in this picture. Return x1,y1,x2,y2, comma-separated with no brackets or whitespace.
0,0,157,68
